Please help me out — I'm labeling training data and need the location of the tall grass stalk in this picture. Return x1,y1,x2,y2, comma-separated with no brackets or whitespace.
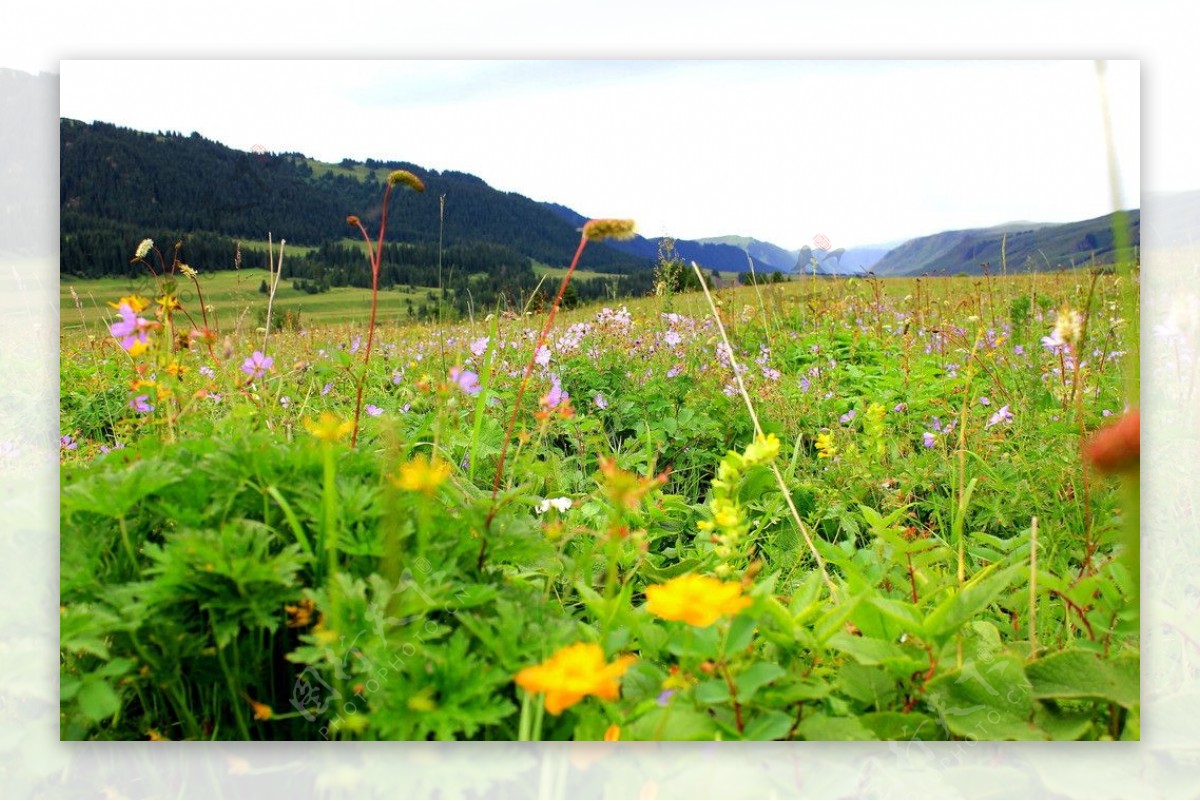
690,260,838,602
347,171,426,447
261,235,286,352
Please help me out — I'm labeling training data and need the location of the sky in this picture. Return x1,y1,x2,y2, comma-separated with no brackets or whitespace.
59,59,1139,252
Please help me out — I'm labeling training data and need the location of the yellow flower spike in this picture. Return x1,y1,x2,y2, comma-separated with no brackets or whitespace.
392,453,452,495
515,642,637,715
387,170,426,192
816,431,838,459
304,412,355,443
179,264,198,279
742,433,781,467
644,573,753,628
583,219,637,242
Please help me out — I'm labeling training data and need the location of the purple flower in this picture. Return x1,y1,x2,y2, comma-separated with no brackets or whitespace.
657,689,676,707
130,394,154,413
60,434,78,451
449,367,482,396
799,377,810,393
109,303,150,351
321,382,333,396
349,335,362,355
840,409,857,425
542,375,569,408
365,404,383,417
199,365,216,379
893,403,907,413
242,350,274,380
1014,344,1025,356
929,416,943,433
594,392,609,410
986,404,1013,428
470,336,490,358
391,372,403,386
534,345,551,368
979,397,991,407
922,432,936,449
280,396,291,408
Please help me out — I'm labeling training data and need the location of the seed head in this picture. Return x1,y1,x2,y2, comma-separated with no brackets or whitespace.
134,238,154,259
346,215,361,227
387,170,425,192
179,264,198,279
583,219,637,242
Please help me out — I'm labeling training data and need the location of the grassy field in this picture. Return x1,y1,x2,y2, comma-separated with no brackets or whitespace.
59,261,1139,742
60,268,439,332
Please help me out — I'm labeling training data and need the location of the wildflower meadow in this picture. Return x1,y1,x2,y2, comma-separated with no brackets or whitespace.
59,173,1139,741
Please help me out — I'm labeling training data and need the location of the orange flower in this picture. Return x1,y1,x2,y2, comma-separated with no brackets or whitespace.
515,642,636,715
604,724,621,741
644,574,752,628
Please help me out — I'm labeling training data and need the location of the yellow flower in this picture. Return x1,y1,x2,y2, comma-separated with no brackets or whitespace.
604,724,621,742
583,219,637,242
816,431,838,459
645,574,752,628
304,412,354,443
515,642,637,715
156,294,182,314
246,697,273,721
179,263,198,279
392,453,452,495
126,339,150,358
742,433,780,467
107,295,150,313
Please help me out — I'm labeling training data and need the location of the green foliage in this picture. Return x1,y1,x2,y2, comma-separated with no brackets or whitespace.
60,242,1138,741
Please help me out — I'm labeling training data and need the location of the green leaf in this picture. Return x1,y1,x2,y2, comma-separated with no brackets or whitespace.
924,564,1022,642
859,711,942,740
625,706,720,741
75,679,120,723
837,663,899,707
725,614,757,654
734,662,786,703
61,459,186,519
795,712,875,741
827,632,927,675
926,652,1044,740
1034,703,1094,740
742,710,794,741
1026,649,1139,709
813,592,864,644
694,679,731,704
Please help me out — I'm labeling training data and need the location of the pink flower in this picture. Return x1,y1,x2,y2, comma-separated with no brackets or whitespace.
242,351,274,379
450,367,482,396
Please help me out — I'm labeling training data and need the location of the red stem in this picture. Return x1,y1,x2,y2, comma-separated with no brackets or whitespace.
350,187,392,448
489,233,590,506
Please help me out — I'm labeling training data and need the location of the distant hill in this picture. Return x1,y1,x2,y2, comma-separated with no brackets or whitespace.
60,118,653,278
694,235,797,273
540,204,777,274
868,212,1140,277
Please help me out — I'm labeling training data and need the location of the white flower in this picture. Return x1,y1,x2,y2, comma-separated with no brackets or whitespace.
535,496,573,515
135,238,154,259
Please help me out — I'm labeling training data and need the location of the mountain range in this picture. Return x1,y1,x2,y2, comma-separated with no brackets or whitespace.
57,113,1140,282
